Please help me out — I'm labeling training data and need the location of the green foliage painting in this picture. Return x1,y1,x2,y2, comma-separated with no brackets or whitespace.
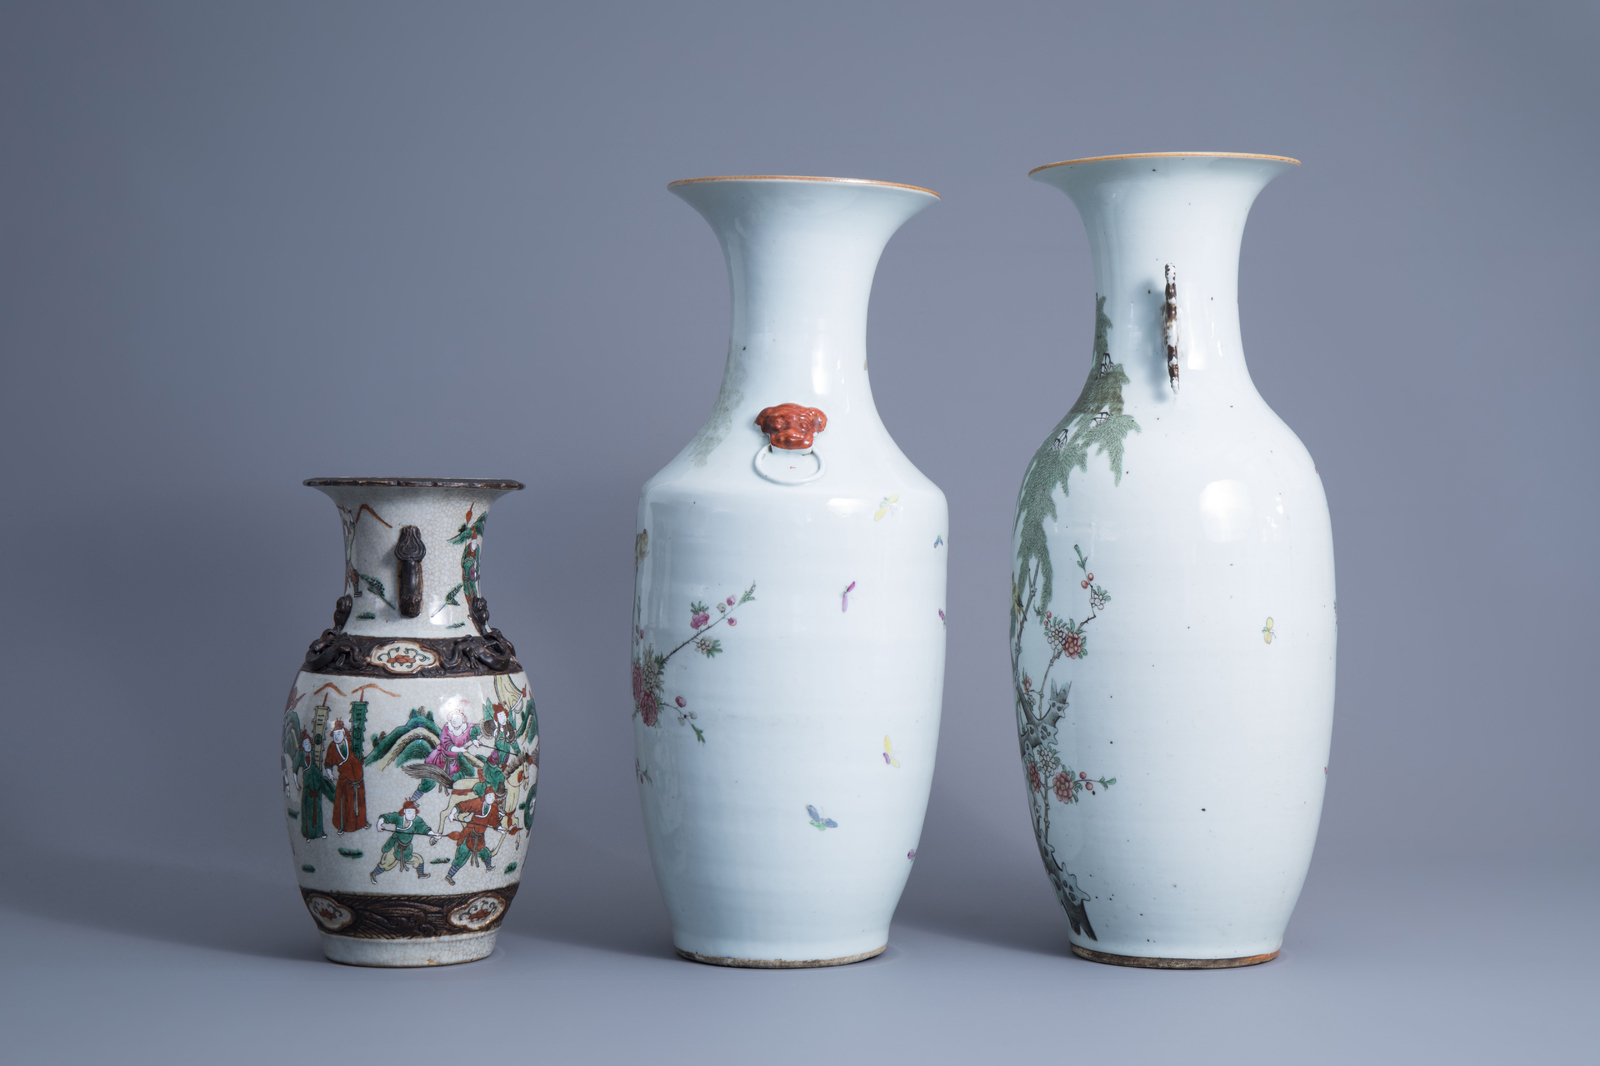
1013,296,1141,616
359,573,397,610
364,709,439,767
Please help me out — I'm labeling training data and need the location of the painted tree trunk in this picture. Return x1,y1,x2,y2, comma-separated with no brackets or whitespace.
285,479,538,967
634,176,948,967
1012,153,1336,967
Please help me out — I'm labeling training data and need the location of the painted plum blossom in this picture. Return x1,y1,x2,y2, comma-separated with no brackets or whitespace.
632,581,757,744
1012,541,1115,940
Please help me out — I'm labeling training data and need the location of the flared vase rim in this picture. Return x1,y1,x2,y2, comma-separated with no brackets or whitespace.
1029,152,1301,175
303,477,525,490
668,175,940,198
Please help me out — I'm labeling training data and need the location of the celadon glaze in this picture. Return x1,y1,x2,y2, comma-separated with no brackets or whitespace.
1012,154,1335,967
634,176,947,967
285,479,538,966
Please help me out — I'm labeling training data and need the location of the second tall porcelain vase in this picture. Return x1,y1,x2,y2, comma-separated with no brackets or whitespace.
1011,154,1336,967
634,176,947,967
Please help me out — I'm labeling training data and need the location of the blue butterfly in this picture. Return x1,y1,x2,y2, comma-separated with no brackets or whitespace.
806,805,838,830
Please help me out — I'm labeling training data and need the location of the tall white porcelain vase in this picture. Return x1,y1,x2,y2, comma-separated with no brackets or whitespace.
633,176,948,967
1011,154,1335,968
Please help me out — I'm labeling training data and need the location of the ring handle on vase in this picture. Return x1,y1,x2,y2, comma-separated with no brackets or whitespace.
752,403,828,485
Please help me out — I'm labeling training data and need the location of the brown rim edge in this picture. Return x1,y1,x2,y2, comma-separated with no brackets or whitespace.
1071,944,1280,969
304,478,525,490
1029,152,1300,175
676,944,887,969
668,175,939,198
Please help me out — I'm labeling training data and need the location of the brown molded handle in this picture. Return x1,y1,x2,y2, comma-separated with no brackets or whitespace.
394,526,426,618
1163,263,1180,393
333,594,353,631
754,403,828,450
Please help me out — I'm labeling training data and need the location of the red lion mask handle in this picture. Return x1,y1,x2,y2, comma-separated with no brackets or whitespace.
754,404,828,451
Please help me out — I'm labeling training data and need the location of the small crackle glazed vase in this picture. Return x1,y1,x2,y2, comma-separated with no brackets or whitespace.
633,176,948,967
284,478,539,966
1010,154,1335,968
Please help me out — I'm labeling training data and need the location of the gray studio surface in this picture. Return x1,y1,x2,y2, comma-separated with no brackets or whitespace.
1,3,1594,1062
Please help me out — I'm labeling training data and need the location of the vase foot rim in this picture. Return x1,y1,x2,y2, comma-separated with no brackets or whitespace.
676,944,886,969
319,930,497,967
1071,944,1279,969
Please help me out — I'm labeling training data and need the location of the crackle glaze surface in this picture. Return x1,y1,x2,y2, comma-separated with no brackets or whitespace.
634,177,947,966
1012,154,1336,965
284,482,538,967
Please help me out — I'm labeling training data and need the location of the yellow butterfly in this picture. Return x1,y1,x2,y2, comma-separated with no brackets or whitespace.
882,735,900,768
1262,617,1275,644
874,494,900,521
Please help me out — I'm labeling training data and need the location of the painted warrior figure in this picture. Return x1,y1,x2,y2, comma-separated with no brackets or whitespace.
508,735,538,832
324,719,369,833
449,507,487,601
474,703,517,801
371,799,436,883
298,730,333,840
443,788,503,885
406,706,474,805
491,674,539,831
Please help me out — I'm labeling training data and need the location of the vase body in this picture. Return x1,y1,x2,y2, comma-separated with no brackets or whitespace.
633,176,947,967
284,478,538,966
1011,154,1335,967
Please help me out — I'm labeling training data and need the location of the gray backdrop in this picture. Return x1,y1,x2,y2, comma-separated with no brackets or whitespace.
2,2,1595,1062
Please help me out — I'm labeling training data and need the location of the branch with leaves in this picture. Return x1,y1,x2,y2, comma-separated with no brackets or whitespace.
632,582,756,741
1011,543,1116,940
1013,295,1140,615
359,573,397,611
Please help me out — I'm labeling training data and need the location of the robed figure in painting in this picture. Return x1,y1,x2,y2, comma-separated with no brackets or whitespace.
324,719,369,833
298,730,333,840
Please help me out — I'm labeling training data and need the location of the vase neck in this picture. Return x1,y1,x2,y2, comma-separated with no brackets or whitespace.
308,484,516,640
1034,155,1296,406
671,178,937,421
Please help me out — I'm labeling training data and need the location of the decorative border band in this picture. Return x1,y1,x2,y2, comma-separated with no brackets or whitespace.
302,629,522,677
301,885,519,940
